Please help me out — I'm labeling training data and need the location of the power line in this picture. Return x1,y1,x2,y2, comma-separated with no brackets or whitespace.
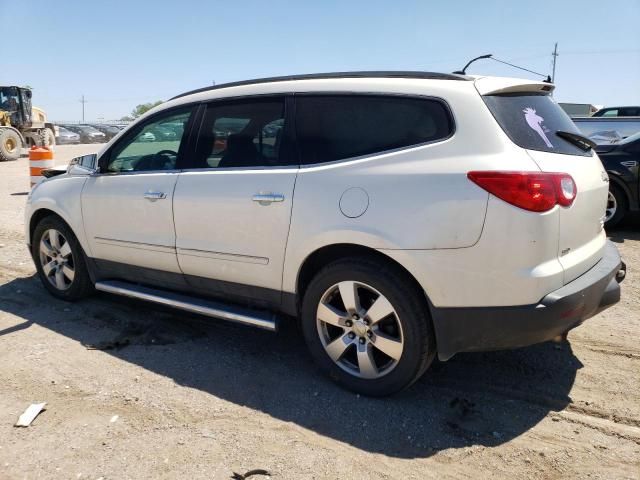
489,57,548,78
562,48,640,55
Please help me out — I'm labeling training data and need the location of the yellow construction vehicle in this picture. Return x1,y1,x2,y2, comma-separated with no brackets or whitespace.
0,86,57,161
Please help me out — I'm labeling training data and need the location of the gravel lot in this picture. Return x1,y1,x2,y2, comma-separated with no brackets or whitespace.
1,145,639,479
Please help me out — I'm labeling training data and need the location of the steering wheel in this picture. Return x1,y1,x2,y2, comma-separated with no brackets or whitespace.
156,149,178,158
153,149,178,169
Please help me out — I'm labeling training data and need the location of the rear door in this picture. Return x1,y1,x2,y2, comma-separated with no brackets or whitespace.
481,88,610,283
173,96,297,306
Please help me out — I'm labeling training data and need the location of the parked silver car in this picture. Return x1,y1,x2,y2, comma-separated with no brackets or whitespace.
55,126,81,145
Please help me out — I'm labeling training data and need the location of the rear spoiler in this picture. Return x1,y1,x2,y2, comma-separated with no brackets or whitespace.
474,76,555,96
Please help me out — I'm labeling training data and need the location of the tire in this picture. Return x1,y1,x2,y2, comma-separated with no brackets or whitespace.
32,216,94,301
0,129,22,161
301,257,435,396
42,128,56,148
605,184,627,229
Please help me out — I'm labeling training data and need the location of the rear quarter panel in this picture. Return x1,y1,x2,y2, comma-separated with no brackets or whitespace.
282,80,541,294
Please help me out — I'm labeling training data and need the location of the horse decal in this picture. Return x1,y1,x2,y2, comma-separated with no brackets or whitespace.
523,107,553,148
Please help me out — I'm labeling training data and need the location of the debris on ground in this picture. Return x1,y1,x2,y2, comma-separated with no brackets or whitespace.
15,403,46,427
231,469,271,479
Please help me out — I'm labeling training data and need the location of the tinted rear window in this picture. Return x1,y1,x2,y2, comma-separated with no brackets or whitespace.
483,94,590,156
296,95,453,165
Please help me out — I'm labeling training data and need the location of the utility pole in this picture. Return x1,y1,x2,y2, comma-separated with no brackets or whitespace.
551,43,559,83
79,95,87,122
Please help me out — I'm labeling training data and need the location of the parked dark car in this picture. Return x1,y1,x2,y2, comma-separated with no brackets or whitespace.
597,131,640,227
55,126,81,145
573,117,640,143
62,124,107,143
593,106,640,117
90,124,121,141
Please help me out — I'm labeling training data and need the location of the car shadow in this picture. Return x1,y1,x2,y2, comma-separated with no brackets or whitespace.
607,215,640,243
0,274,583,459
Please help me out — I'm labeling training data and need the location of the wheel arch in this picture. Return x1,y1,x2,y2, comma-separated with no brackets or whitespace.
28,208,70,247
0,125,26,143
0,125,26,148
26,176,92,256
608,173,638,211
291,243,432,319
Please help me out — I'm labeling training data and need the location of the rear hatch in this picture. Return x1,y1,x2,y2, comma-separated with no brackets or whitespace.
477,78,609,284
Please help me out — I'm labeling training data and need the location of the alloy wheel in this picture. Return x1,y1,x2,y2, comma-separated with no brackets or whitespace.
316,281,404,379
39,229,75,290
605,191,617,223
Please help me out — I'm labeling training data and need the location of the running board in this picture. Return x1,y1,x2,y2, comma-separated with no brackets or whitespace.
94,280,277,331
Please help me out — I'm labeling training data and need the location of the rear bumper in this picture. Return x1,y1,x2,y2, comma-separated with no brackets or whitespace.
431,240,625,361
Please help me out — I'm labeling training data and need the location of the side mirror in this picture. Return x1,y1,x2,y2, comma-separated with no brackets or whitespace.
67,154,98,175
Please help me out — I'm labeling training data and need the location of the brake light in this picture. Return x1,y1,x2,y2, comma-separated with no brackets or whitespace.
467,171,576,212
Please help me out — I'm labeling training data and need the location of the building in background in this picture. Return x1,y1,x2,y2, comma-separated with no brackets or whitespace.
559,102,601,117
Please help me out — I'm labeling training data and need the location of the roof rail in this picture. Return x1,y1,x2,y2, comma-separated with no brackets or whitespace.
170,71,468,100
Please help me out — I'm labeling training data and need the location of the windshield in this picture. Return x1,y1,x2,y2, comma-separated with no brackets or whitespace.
483,93,591,157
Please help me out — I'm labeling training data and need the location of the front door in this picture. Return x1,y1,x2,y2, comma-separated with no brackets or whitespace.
82,107,194,283
173,97,297,306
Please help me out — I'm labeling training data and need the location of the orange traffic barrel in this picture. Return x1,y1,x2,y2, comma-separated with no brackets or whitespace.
29,146,55,187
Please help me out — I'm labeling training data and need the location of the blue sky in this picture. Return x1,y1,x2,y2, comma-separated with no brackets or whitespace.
2,0,639,121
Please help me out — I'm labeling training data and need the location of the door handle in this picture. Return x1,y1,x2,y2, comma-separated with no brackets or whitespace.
143,191,167,201
252,193,285,204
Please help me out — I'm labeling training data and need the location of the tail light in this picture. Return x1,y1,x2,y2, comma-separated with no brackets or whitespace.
467,171,576,212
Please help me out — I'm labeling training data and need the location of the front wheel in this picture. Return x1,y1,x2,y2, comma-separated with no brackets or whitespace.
0,129,22,161
301,258,435,396
32,216,94,301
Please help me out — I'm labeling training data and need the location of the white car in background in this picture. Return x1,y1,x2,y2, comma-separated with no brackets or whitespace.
25,72,625,396
138,131,156,142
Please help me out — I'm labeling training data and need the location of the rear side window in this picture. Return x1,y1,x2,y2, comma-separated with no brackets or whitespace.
483,94,591,156
191,97,293,169
296,95,453,165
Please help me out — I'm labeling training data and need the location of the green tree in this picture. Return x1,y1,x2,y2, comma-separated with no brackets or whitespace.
126,100,163,120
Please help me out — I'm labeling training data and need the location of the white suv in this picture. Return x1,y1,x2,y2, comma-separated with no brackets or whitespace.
26,72,625,396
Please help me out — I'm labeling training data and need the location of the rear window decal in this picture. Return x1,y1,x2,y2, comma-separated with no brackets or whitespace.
523,107,553,148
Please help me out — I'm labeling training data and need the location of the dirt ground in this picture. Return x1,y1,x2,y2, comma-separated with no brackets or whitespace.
1,146,639,479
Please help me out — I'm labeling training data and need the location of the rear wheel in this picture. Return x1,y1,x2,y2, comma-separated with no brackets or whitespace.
32,216,94,301
0,129,22,161
42,128,56,148
604,185,627,228
301,258,435,396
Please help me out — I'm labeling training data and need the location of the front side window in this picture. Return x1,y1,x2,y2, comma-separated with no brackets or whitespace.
295,95,454,165
106,108,192,173
191,97,290,169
